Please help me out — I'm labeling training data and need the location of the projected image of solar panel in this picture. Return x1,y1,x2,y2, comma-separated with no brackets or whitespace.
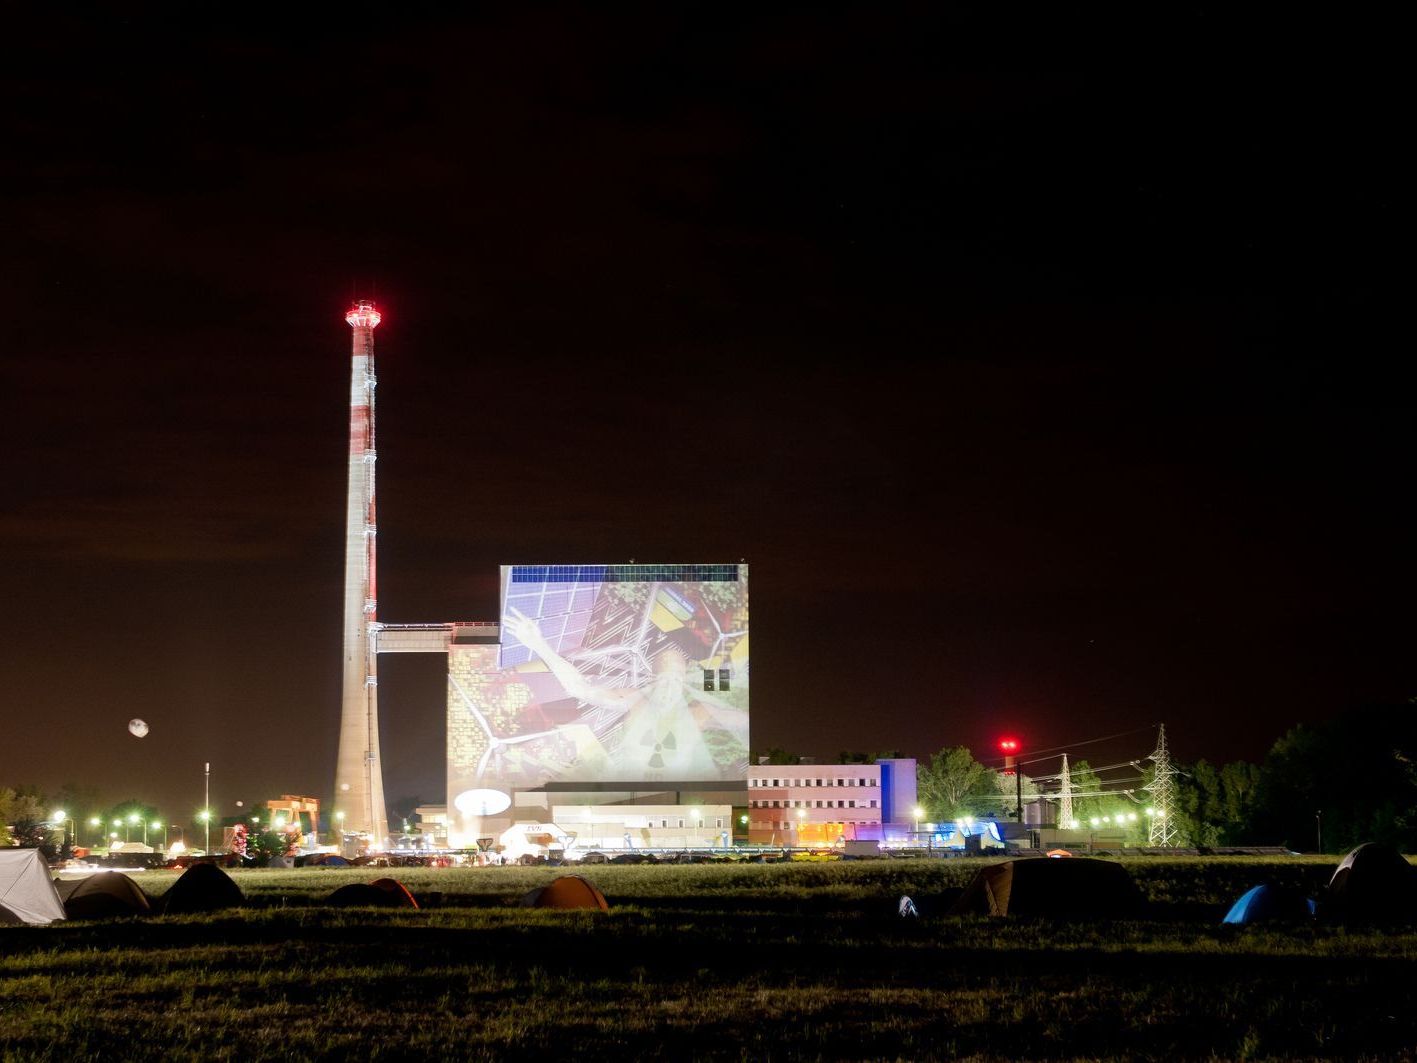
501,581,598,667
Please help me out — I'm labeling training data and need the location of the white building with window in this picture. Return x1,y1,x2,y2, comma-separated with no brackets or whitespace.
745,758,916,845
551,803,734,851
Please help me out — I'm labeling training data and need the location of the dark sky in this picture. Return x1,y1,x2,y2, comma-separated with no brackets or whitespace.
3,9,1410,825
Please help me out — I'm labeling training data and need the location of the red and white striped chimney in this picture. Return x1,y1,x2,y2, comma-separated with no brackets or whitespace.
333,300,388,844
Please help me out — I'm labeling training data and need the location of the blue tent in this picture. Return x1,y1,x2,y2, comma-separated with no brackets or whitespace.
1223,883,1315,924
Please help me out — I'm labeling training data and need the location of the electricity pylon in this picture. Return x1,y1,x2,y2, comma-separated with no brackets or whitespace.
1058,754,1076,829
1144,724,1179,846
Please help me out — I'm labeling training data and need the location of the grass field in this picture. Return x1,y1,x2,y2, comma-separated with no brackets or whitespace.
3,857,1415,1060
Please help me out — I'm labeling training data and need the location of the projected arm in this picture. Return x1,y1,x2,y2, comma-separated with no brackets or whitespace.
691,692,750,732
506,608,629,708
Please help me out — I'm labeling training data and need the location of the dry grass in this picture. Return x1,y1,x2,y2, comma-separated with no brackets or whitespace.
3,857,1414,1060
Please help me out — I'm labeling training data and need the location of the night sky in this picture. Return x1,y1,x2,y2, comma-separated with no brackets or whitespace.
3,10,1410,824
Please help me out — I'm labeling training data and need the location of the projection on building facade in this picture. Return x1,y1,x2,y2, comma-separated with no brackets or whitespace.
447,564,749,843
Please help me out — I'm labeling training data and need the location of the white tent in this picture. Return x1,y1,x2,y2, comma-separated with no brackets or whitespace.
0,849,67,924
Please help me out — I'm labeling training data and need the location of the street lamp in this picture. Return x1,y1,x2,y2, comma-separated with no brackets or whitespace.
88,816,102,846
913,805,924,835
198,810,211,853
51,810,72,851
795,808,806,841
153,822,165,849
127,812,140,843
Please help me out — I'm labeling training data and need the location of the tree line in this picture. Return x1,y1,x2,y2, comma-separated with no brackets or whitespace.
915,702,1417,853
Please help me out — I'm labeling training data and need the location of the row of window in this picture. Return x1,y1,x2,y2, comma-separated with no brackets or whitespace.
510,564,739,584
647,818,725,829
750,799,877,809
749,777,877,787
752,821,881,830
703,668,732,692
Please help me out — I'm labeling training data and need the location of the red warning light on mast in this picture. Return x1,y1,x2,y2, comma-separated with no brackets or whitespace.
998,736,1020,773
345,300,382,329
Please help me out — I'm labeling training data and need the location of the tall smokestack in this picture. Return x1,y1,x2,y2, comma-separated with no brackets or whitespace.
334,299,388,844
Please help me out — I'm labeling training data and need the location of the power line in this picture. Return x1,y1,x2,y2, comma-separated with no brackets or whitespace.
983,725,1159,768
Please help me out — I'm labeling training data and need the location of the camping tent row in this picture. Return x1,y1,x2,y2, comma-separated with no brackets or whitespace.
925,846,1415,923
2,852,612,923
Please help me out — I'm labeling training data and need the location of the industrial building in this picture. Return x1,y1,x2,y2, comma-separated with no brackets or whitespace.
330,302,915,853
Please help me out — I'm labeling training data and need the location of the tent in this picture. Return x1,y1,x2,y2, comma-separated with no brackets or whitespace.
948,857,1145,917
1325,843,1417,923
0,850,66,925
1222,883,1315,925
54,872,153,920
160,862,245,914
520,875,609,911
326,877,419,909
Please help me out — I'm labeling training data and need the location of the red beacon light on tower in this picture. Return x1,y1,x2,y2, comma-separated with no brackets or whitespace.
345,300,382,329
998,736,1020,772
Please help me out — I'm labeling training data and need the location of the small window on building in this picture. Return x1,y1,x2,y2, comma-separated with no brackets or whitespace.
849,800,856,808
718,667,730,691
715,818,723,828
703,669,714,691
870,800,877,808
661,819,668,828
678,819,684,828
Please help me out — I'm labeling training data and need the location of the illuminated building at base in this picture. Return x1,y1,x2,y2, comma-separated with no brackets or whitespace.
445,563,750,848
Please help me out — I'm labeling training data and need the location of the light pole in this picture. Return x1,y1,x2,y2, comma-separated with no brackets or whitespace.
999,736,1023,824
198,810,211,853
334,811,344,845
127,813,139,842
913,805,924,837
88,817,102,847
154,822,165,849
51,810,72,852
112,819,123,843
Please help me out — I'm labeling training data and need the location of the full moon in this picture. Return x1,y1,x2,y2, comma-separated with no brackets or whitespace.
127,719,149,738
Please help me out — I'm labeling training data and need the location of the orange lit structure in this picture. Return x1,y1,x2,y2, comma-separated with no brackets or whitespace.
264,794,320,835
